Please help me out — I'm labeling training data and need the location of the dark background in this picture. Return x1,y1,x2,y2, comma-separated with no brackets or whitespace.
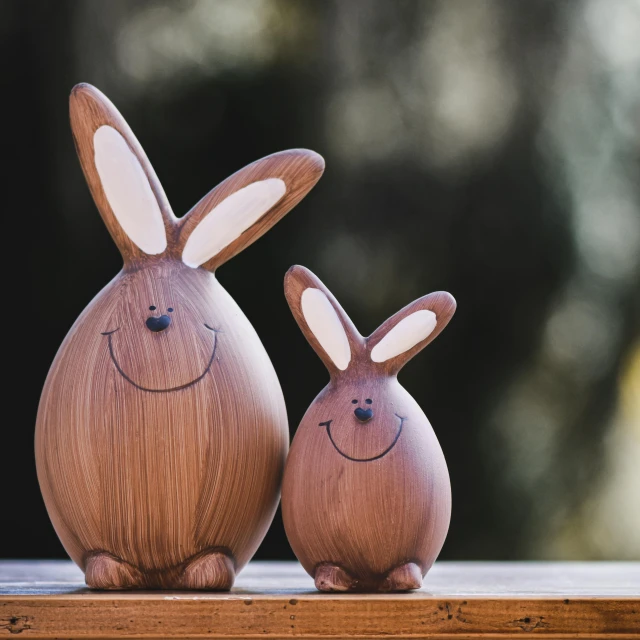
2,0,639,561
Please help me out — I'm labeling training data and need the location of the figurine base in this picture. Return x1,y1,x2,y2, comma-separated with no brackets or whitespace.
314,562,422,592
85,548,235,590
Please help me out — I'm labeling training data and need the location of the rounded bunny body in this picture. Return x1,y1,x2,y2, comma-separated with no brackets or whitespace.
282,266,456,592
37,264,287,582
35,84,324,589
283,378,451,585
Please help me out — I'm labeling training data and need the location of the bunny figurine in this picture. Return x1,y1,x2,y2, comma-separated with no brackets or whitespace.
282,266,456,592
35,84,324,590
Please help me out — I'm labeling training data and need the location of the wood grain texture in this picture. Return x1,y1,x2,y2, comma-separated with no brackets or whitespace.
1,561,638,638
282,267,456,593
69,83,324,270
35,84,324,590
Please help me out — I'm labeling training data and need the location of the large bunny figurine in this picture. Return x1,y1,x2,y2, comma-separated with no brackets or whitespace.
35,84,324,590
282,266,456,592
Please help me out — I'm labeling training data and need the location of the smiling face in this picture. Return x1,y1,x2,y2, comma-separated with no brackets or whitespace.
312,380,408,462
64,85,323,397
99,262,225,393
283,266,457,466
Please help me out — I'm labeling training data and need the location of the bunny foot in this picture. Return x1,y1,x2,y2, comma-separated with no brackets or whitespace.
85,552,144,590
381,562,422,592
314,563,357,592
179,549,235,590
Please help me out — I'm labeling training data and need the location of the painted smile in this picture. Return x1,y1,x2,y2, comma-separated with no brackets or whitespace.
101,324,219,392
319,414,405,462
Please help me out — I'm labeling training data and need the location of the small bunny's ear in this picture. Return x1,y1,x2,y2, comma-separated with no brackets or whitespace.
70,84,175,264
368,291,456,374
284,266,362,375
180,150,324,271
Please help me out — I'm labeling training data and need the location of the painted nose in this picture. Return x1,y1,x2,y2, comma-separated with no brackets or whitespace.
146,315,171,332
354,407,373,422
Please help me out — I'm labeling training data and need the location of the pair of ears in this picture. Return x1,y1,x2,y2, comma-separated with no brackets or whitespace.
285,266,456,376
70,84,324,270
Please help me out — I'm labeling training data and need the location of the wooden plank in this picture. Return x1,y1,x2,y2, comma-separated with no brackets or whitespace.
1,561,639,638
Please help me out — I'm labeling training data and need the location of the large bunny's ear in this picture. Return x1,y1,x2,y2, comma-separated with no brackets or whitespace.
70,84,175,264
284,266,362,375
180,150,324,271
367,291,456,374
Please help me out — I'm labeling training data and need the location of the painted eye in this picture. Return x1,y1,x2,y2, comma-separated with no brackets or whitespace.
352,399,358,404
365,399,372,404
168,308,174,313
149,305,156,311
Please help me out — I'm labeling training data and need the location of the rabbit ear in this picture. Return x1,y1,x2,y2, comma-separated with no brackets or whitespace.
284,265,363,374
179,150,324,271
70,84,175,264
367,291,456,374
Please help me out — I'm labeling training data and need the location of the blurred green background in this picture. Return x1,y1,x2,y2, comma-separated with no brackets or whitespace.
3,0,639,561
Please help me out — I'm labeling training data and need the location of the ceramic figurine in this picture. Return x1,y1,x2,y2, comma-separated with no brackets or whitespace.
35,83,324,590
282,265,456,592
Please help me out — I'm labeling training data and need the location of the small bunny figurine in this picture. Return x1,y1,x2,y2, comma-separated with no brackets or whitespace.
282,266,456,592
35,84,324,590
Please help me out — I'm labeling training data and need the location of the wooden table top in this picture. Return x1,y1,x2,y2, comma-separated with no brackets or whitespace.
1,561,638,638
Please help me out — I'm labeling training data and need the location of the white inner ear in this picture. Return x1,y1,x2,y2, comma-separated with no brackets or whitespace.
370,310,437,363
182,178,286,268
301,288,351,370
93,125,167,255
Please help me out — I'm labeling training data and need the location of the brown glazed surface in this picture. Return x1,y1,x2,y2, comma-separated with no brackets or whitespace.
37,265,286,575
35,84,324,589
282,266,455,592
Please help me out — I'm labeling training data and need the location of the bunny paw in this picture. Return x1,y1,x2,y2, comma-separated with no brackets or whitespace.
314,563,357,592
180,549,235,590
85,552,144,590
382,562,422,591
